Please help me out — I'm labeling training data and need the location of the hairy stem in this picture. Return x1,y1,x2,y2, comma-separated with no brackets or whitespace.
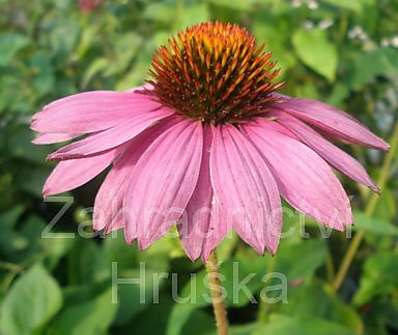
332,123,398,291
206,251,229,335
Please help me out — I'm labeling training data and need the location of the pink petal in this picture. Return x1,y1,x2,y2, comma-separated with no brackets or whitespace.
271,111,379,192
178,127,227,261
32,132,79,145
93,119,175,234
124,120,203,248
245,121,352,230
210,125,282,254
31,90,163,134
43,149,117,197
276,97,389,150
93,152,135,233
48,108,173,160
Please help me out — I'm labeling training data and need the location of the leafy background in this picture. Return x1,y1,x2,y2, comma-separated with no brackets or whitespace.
0,0,397,334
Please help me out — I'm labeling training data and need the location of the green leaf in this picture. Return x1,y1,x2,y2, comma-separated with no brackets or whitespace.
216,231,239,263
167,302,198,335
0,33,29,66
167,258,267,335
103,230,138,272
253,23,297,75
7,126,48,164
103,32,142,77
48,288,117,335
82,58,108,87
123,294,175,334
228,323,262,335
68,240,109,284
30,51,55,96
261,314,356,335
0,206,29,256
274,239,327,280
116,41,155,90
17,167,50,197
278,282,364,334
349,48,398,90
0,264,63,335
353,211,398,236
354,251,398,305
112,268,167,325
168,238,327,335
180,310,215,335
292,29,338,81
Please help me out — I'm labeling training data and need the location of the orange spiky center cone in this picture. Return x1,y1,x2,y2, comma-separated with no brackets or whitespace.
147,22,284,125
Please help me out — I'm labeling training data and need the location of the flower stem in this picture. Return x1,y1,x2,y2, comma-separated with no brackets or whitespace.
332,123,398,292
206,251,229,335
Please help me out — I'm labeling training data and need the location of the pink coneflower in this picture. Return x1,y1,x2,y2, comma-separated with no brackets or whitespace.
31,22,389,261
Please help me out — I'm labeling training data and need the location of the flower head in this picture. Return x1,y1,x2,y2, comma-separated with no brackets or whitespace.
31,22,389,261
148,22,283,124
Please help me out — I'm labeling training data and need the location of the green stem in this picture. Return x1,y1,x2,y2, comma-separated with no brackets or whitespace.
206,251,229,335
332,123,398,292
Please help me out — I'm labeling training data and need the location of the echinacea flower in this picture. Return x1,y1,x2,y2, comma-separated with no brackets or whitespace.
31,22,389,261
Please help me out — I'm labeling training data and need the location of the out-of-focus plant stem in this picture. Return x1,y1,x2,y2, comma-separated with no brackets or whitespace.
332,122,398,292
206,251,229,335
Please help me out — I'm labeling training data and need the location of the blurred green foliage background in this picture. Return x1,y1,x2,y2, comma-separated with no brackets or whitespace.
0,0,397,334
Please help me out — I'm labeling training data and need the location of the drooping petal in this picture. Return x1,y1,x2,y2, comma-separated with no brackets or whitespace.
43,149,117,197
245,120,352,230
210,125,282,254
32,132,79,145
124,119,203,249
48,108,173,160
271,111,379,192
31,90,163,134
92,150,136,234
93,119,175,234
276,97,389,150
178,127,228,261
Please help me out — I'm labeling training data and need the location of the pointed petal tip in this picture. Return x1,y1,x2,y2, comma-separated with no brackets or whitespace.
371,139,390,151
30,120,39,132
42,190,49,199
333,224,345,232
91,225,102,233
382,142,391,151
47,152,77,161
123,232,136,245
185,251,199,262
267,241,279,256
46,153,58,161
332,215,353,232
268,248,277,257
200,248,215,263
370,183,381,194
180,243,201,262
42,186,56,199
137,238,153,251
